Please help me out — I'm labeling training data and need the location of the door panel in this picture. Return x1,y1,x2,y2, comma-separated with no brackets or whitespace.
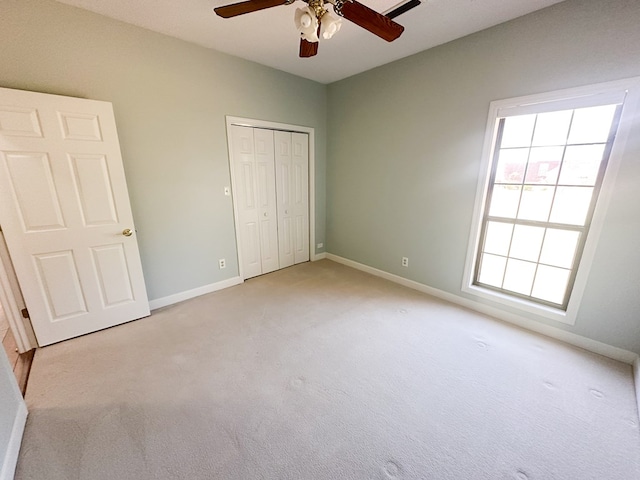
5,152,66,231
292,133,310,264
260,217,277,268
0,106,42,137
243,222,261,274
90,244,134,307
253,129,279,274
34,250,87,319
241,163,255,209
0,87,150,346
275,131,294,268
230,126,262,279
57,112,103,141
70,154,119,226
282,218,293,260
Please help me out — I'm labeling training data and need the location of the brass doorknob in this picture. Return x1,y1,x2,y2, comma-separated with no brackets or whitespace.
122,228,133,237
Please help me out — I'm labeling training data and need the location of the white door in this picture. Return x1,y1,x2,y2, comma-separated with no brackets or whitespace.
291,132,310,264
275,131,294,268
0,87,149,346
254,129,280,274
230,125,261,279
230,126,279,279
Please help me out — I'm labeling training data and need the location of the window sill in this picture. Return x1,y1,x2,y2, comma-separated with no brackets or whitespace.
462,283,576,326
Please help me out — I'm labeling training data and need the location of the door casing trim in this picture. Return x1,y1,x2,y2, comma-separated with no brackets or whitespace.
0,233,37,351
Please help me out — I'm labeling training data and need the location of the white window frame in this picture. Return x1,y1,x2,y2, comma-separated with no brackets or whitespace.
462,77,640,325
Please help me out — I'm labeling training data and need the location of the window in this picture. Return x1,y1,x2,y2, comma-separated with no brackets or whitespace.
476,103,620,308
463,79,639,325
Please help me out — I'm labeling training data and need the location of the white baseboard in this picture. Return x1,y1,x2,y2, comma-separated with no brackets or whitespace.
0,401,27,480
148,256,327,310
149,276,243,310
325,253,639,365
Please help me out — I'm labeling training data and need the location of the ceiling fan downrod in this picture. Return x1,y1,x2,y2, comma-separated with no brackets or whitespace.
306,0,328,19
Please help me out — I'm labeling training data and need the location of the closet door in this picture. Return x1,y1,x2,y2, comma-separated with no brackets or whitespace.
230,126,279,279
292,133,310,264
275,131,294,268
253,129,279,275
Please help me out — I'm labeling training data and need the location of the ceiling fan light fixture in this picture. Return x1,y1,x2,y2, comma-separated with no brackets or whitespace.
295,7,320,42
320,10,342,39
214,0,405,59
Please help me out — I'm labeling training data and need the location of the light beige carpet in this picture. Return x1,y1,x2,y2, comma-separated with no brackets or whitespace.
16,260,640,479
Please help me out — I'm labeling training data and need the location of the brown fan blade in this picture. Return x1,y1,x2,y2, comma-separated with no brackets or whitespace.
340,0,404,42
214,0,288,18
299,38,319,57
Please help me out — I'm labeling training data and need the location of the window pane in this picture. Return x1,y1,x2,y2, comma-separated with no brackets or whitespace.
532,110,572,146
525,146,564,184
502,115,536,148
567,105,616,144
489,185,521,219
478,254,506,287
539,229,580,269
517,186,554,221
483,221,513,256
495,148,529,183
502,258,536,295
509,225,545,262
557,145,605,186
549,186,593,225
531,265,571,305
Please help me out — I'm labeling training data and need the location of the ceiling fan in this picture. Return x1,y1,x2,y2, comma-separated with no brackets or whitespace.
214,0,406,58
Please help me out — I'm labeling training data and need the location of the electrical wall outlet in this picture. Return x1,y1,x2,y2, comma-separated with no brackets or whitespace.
317,242,324,249
402,257,409,267
219,258,226,269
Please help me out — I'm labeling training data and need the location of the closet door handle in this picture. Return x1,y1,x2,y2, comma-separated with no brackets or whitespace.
263,212,268,217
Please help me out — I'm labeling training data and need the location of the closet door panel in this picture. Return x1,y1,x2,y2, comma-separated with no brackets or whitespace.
254,128,279,274
230,125,262,279
275,131,294,268
292,133,310,264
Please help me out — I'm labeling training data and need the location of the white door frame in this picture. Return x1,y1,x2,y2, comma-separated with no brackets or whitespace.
0,236,36,352
225,116,317,281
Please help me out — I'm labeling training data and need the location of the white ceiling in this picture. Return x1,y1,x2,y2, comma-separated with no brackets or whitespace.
54,0,566,84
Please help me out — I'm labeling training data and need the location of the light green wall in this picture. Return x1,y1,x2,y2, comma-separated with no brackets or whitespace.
327,0,640,354
0,0,327,301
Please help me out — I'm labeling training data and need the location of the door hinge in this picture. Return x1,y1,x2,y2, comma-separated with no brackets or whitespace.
21,308,29,319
